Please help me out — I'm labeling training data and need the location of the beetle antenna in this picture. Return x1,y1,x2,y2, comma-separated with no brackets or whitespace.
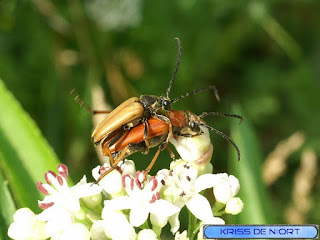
171,85,220,104
199,112,243,124
70,89,95,115
166,37,182,99
199,122,240,161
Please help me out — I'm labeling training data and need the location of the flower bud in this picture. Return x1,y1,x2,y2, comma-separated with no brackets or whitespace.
225,197,244,215
213,175,240,204
170,127,213,174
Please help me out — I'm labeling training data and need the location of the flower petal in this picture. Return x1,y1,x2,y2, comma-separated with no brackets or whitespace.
59,223,90,240
195,173,228,193
149,199,180,228
130,205,149,227
169,212,180,234
103,212,137,240
214,181,232,204
228,175,240,196
102,197,132,215
186,194,213,221
137,229,158,240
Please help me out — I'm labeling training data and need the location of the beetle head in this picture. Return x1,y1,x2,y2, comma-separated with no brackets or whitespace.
186,111,202,133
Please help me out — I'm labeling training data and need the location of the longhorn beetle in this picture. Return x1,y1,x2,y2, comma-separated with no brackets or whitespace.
72,38,242,183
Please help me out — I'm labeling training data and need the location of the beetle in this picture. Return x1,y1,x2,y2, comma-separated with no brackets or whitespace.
95,117,171,182
167,110,242,158
72,38,241,182
93,109,242,183
90,38,220,150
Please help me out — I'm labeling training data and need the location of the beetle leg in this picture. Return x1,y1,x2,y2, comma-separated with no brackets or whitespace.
166,145,175,159
175,132,202,138
153,114,173,150
143,146,162,182
143,120,150,155
102,145,115,165
142,114,173,182
96,145,130,183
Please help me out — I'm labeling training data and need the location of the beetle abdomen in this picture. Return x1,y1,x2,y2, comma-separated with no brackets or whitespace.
106,117,169,153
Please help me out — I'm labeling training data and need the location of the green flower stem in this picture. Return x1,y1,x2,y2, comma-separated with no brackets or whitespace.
212,201,225,215
188,210,198,240
141,219,150,230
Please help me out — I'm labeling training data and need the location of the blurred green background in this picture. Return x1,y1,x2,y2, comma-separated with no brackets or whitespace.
0,0,319,234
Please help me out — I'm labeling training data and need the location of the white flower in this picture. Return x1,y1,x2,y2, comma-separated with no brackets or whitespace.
57,223,90,240
36,164,101,237
170,126,213,175
91,212,136,240
38,165,102,213
213,175,240,204
92,160,135,196
102,171,180,228
92,164,124,196
137,229,158,240
225,197,244,215
159,166,231,233
8,208,48,240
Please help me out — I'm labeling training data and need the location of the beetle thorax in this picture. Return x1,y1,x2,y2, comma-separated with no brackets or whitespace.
139,95,171,115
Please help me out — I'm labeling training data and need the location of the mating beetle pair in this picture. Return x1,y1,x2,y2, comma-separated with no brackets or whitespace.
73,38,242,183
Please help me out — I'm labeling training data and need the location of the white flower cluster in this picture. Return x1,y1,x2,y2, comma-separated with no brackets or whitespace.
8,127,243,240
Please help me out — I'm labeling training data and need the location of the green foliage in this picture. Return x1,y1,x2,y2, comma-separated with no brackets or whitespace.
229,105,273,224
0,80,60,212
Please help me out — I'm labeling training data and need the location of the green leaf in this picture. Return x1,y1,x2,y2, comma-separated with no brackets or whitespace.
228,104,273,223
0,79,61,212
0,169,16,240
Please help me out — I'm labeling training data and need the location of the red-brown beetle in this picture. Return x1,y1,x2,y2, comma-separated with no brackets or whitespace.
93,109,242,182
72,38,242,183
90,38,220,150
96,117,170,182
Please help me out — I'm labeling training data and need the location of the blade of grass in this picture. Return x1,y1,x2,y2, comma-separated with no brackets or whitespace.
0,170,16,240
228,104,273,224
0,79,61,212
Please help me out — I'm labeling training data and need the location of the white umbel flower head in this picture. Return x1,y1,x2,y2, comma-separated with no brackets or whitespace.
8,208,48,240
225,197,244,215
102,171,180,228
159,166,228,233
